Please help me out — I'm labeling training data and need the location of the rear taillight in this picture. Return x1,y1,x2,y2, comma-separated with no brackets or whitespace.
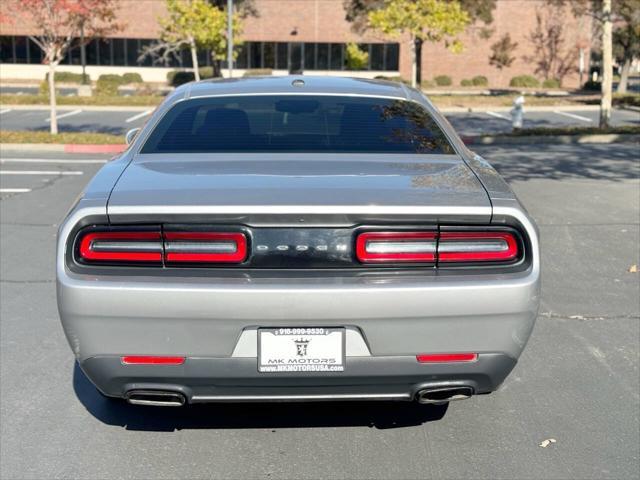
77,229,247,265
355,229,520,265
438,231,518,263
356,231,437,263
78,231,163,263
164,232,247,263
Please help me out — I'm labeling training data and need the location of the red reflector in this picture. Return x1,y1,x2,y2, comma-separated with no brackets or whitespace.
438,232,518,262
356,231,437,263
416,353,478,363
79,231,162,262
121,356,185,365
163,232,247,263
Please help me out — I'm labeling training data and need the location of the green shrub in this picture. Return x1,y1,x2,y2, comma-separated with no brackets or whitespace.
44,71,87,84
167,70,195,86
96,74,126,96
421,79,435,88
460,79,472,87
583,79,601,91
242,68,273,77
121,72,143,84
198,66,215,79
345,43,369,70
434,75,452,86
471,75,488,87
542,78,561,88
375,75,410,85
509,75,540,88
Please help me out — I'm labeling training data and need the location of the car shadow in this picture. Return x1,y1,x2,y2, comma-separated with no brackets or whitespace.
72,363,448,431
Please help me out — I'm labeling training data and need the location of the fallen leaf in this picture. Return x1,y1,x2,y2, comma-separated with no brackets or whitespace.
629,264,638,273
539,439,557,448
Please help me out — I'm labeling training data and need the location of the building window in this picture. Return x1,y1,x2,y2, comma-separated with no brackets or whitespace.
330,43,343,70
276,43,288,69
0,36,400,72
316,43,329,70
0,36,12,63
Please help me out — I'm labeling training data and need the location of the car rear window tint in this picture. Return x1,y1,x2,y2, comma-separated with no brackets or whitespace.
141,95,454,154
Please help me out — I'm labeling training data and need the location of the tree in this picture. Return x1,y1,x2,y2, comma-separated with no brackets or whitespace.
345,43,369,70
141,0,241,81
344,0,494,32
600,0,613,127
524,4,579,86
368,0,470,88
17,0,120,134
489,33,518,70
548,0,638,126
612,0,640,93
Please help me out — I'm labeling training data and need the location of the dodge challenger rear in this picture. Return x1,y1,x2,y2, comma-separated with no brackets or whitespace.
57,76,540,407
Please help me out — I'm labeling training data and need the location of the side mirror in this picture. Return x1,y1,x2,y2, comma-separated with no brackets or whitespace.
125,128,141,145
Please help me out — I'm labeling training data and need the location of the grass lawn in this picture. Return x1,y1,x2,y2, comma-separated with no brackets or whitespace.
0,94,163,106
498,125,640,137
0,130,125,144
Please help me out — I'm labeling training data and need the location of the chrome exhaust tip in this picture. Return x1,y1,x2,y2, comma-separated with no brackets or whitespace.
415,386,473,404
125,390,186,407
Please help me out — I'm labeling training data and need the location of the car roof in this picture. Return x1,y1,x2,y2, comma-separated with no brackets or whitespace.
175,75,417,101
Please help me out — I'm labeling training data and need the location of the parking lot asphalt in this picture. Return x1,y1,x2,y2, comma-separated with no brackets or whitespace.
0,105,638,137
1,143,639,479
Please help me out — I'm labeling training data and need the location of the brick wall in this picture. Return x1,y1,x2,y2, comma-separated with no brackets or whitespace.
1,0,592,87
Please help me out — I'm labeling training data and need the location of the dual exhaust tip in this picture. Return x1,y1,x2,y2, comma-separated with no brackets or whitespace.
415,386,473,404
125,390,186,407
125,387,474,407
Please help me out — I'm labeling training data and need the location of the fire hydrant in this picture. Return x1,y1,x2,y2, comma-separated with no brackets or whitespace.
511,94,525,130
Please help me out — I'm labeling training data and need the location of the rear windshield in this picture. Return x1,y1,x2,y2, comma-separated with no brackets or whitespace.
141,95,454,154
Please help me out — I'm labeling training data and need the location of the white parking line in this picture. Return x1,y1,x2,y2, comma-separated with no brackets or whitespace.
486,111,511,121
0,108,11,115
0,170,83,175
0,188,31,193
0,158,107,164
125,109,153,123
553,110,593,122
45,109,82,122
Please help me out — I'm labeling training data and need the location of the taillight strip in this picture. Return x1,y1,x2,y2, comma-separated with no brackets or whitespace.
163,232,247,263
438,232,518,262
79,231,163,262
356,231,437,263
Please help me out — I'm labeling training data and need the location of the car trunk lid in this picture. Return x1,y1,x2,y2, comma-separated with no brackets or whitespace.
107,153,491,225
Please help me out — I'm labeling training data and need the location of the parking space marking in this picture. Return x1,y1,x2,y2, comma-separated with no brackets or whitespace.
0,108,11,115
0,188,31,193
486,111,511,121
125,109,153,123
0,158,107,164
0,170,83,175
45,109,82,122
553,110,593,122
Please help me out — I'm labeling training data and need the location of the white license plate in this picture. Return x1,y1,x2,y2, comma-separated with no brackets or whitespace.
258,327,345,373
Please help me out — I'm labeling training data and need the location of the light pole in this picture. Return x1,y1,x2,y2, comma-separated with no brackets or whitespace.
227,0,233,78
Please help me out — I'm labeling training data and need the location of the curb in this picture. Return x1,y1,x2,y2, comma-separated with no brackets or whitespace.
0,143,126,153
462,133,639,145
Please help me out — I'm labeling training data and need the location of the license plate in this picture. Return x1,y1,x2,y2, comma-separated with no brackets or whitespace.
258,327,345,373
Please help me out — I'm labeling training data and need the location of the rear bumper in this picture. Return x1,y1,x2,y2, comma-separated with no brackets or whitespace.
81,353,517,402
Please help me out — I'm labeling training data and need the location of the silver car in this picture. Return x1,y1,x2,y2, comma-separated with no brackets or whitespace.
57,76,540,407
